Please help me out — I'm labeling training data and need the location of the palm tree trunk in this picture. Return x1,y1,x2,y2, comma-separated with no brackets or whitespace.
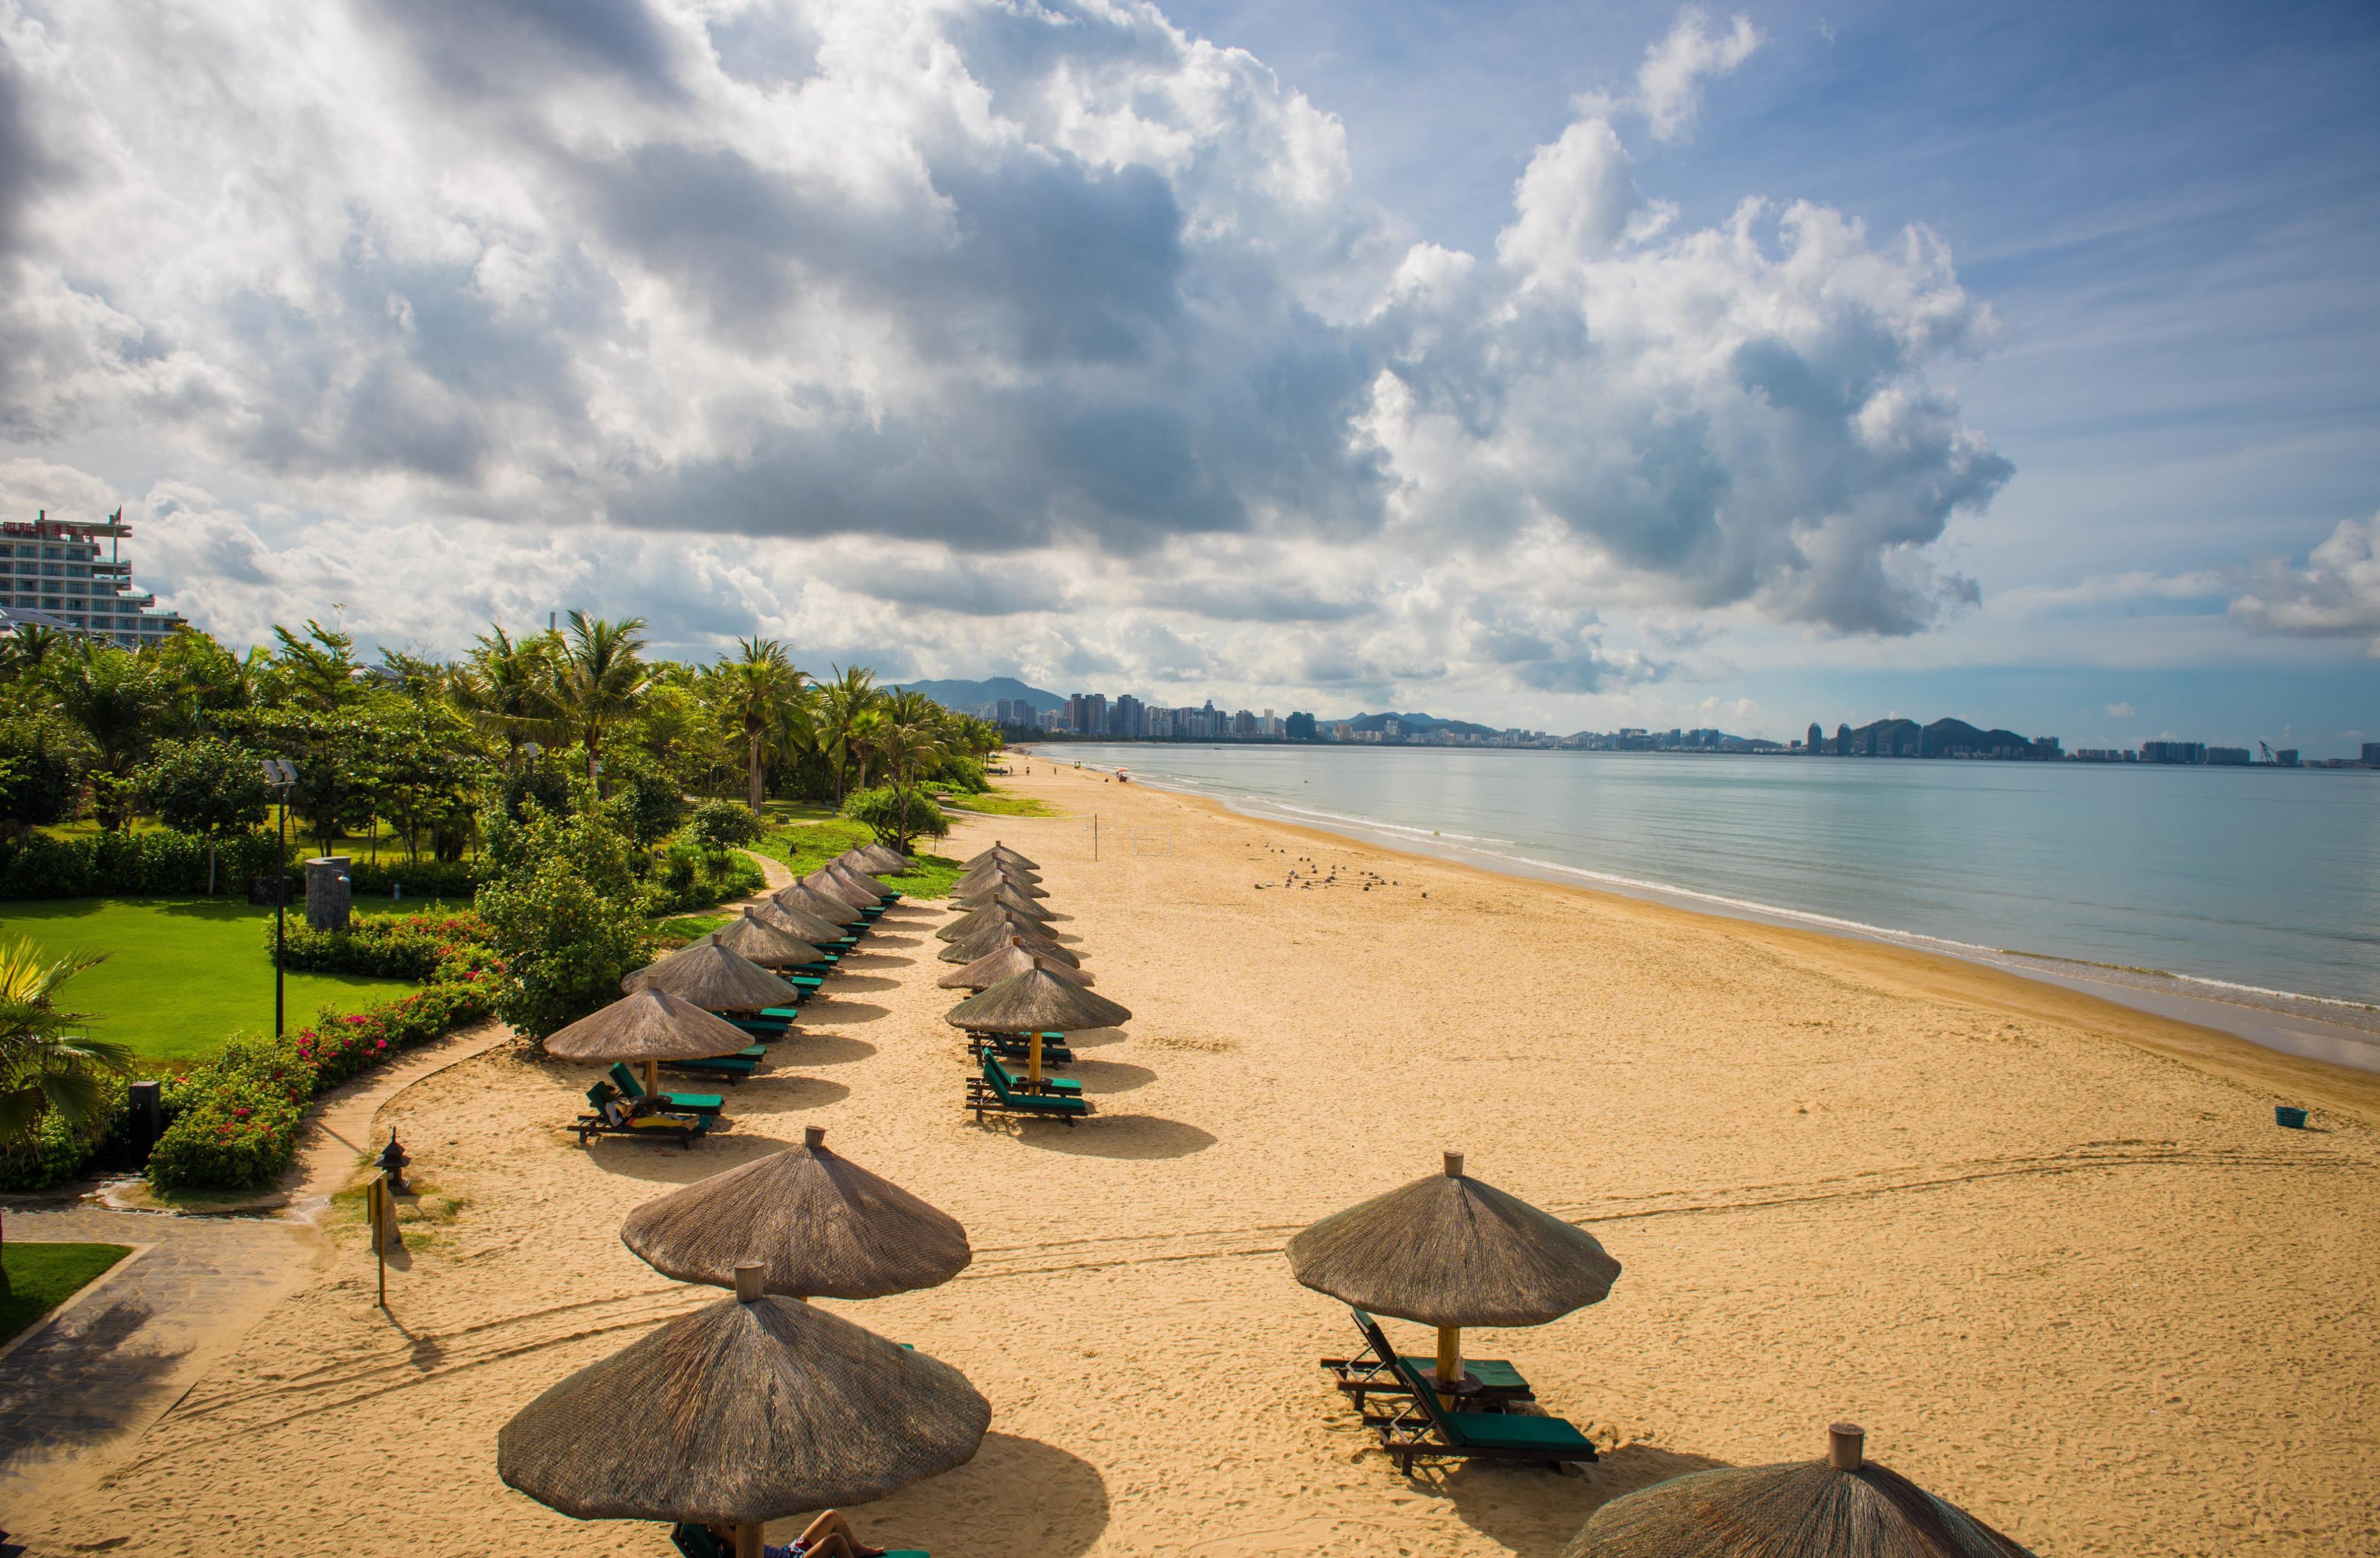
747,723,765,812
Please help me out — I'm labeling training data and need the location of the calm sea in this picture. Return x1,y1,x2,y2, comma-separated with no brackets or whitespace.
1047,744,2380,1009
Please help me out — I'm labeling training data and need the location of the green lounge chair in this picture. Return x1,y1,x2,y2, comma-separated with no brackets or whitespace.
574,1083,707,1147
1369,1353,1596,1474
966,1056,1090,1125
726,1016,793,1039
967,1031,1074,1066
607,1063,722,1117
665,1045,765,1081
671,1525,924,1558
1324,1308,1533,1413
985,1054,1082,1096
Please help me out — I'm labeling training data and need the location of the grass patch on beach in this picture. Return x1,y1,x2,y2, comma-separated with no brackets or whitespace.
758,800,840,824
651,912,735,940
949,787,1061,819
0,1242,131,1345
0,899,417,1065
748,817,962,899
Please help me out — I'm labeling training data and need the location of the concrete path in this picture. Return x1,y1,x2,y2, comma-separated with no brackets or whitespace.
0,1205,313,1520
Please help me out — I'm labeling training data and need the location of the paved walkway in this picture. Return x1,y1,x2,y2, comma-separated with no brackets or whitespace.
0,1205,312,1520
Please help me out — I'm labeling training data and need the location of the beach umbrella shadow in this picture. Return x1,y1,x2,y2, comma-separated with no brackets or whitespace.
583,1131,803,1184
1436,1440,1732,1552
844,1432,1109,1558
811,1001,893,1025
739,1075,853,1109
1062,1058,1156,1095
1016,1115,1216,1159
775,1033,877,1066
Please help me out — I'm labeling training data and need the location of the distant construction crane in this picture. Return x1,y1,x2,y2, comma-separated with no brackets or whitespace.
2260,741,2277,763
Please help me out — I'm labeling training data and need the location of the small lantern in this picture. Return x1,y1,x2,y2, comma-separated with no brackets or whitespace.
377,1129,412,1196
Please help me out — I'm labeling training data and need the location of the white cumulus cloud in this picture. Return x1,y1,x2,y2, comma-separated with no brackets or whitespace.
2229,512,2380,656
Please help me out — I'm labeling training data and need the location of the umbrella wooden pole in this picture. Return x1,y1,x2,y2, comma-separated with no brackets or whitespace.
733,1524,763,1558
1028,1028,1043,1087
1436,1325,1462,1409
643,1059,659,1099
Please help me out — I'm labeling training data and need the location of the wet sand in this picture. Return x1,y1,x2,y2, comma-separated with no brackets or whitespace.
14,764,2379,1557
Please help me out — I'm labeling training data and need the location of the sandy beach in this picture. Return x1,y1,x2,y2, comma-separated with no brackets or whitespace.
14,763,2379,1557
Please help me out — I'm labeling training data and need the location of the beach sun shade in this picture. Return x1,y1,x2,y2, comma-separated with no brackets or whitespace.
961,843,1038,871
497,1264,990,1535
943,967,1131,1034
954,886,1065,920
621,1125,972,1299
841,845,908,877
1288,1151,1620,1404
936,942,1095,991
704,912,826,970
778,883,867,927
954,860,1044,894
822,862,891,900
802,869,879,911
754,896,852,947
936,902,1054,943
937,922,1080,967
623,939,798,1013
1560,1423,2038,1558
543,988,757,1097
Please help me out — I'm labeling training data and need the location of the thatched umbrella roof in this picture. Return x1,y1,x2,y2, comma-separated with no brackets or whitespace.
955,858,1042,889
943,967,1131,1034
755,896,852,946
958,871,1046,899
961,843,1037,871
778,883,865,926
704,913,825,970
842,845,908,876
937,922,1080,967
825,861,892,898
620,1125,972,1299
623,940,798,1012
544,989,755,1063
954,885,1062,919
1561,1424,2038,1558
936,942,1095,991
1288,1152,1620,1329
802,869,878,911
497,1269,990,1526
936,903,1055,943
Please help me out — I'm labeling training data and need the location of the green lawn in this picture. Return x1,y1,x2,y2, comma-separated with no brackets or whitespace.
0,899,418,1064
948,787,1060,818
1,1242,131,1345
747,817,962,899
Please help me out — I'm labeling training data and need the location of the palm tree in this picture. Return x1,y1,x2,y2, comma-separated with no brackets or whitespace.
548,612,652,784
814,665,880,803
0,938,129,1252
459,625,562,765
710,638,807,811
0,624,63,681
880,717,947,846
47,641,168,829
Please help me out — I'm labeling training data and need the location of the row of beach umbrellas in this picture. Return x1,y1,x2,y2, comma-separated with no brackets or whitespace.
544,845,916,1106
930,841,1133,1099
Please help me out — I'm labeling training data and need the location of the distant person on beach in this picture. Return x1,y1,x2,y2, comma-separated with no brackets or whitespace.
707,1511,885,1557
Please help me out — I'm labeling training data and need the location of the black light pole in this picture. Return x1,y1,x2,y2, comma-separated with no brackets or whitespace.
265,758,294,1036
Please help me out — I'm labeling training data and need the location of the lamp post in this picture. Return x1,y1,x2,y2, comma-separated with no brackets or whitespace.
262,757,297,1036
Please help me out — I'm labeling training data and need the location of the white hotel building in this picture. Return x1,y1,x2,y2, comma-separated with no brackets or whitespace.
0,510,189,646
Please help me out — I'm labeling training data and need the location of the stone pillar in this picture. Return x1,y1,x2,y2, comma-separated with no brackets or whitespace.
305,856,353,932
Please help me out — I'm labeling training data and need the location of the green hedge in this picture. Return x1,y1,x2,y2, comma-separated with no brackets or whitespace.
0,829,288,901
640,847,765,916
347,857,483,899
270,910,496,979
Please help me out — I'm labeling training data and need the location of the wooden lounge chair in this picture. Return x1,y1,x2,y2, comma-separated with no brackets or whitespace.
725,1015,793,1039
664,1045,765,1081
966,1030,1075,1066
1324,1308,1533,1413
966,1056,1091,1125
671,1526,924,1558
574,1083,707,1147
1366,1353,1596,1475
607,1063,723,1118
983,1054,1082,1097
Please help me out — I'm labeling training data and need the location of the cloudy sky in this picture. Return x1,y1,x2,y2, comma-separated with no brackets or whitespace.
2,0,2375,750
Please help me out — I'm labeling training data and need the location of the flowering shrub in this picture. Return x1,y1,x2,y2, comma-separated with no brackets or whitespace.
145,1037,317,1191
270,910,497,979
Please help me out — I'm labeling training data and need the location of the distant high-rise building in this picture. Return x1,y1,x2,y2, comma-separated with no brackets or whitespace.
1807,722,1823,753
2141,740,2207,764
1835,722,1852,755
0,509,189,647
2364,743,2379,768
1113,694,1144,739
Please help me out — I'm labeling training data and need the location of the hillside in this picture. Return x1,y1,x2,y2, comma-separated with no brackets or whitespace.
902,676,1065,713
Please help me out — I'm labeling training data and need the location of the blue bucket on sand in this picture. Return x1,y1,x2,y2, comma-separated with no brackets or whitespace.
2276,1106,2308,1129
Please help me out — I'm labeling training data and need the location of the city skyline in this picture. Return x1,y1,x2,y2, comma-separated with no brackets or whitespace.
0,1,2372,753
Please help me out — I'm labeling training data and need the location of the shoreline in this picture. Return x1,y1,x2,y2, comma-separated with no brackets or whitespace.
1029,748,2380,1078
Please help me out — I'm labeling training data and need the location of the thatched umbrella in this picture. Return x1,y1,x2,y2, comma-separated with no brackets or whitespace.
937,922,1080,968
1287,1151,1620,1408
544,988,754,1098
954,886,1065,920
621,1125,972,1299
802,869,878,912
961,843,1037,871
944,967,1131,1085
704,912,826,971
754,896,852,947
624,940,798,1015
954,859,1042,891
1561,1424,2037,1558
936,902,1052,943
498,1263,990,1558
825,862,892,899
936,941,1095,991
843,845,908,876
778,883,865,928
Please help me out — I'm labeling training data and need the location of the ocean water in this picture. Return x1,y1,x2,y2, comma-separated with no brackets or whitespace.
1047,744,2380,1009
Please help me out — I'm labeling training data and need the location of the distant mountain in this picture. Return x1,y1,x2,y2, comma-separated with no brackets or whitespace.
901,676,1065,714
1330,711,1506,739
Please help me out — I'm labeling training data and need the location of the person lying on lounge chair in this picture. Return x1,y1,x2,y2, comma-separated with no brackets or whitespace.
706,1510,886,1557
